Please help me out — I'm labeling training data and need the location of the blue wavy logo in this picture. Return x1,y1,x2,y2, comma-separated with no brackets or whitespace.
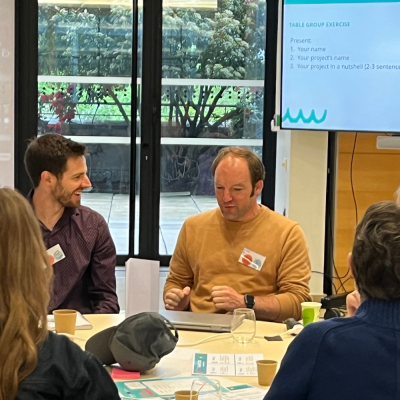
283,108,327,124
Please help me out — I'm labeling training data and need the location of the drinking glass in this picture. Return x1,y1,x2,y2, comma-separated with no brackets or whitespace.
190,378,222,400
230,308,256,344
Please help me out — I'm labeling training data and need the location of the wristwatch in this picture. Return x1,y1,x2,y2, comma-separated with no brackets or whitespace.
244,294,255,309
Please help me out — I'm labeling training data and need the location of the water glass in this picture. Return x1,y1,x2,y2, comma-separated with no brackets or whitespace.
231,308,256,344
190,378,221,400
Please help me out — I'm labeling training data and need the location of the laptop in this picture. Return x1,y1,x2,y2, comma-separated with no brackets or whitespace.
160,310,233,333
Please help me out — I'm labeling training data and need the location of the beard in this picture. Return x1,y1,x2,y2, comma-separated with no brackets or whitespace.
52,184,81,208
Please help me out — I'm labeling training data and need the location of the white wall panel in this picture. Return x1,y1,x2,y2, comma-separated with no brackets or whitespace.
275,130,328,297
0,0,14,187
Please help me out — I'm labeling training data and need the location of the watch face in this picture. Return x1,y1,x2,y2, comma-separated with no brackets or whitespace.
245,294,255,308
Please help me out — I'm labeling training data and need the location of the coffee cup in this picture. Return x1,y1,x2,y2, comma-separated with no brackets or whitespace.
256,360,278,386
174,390,198,400
53,309,77,336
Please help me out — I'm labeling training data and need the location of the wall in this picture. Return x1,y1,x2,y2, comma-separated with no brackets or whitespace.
0,0,14,187
334,132,400,292
276,130,328,297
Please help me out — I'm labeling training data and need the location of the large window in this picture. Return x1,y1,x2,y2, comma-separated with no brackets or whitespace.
37,1,136,255
159,0,266,254
16,0,277,264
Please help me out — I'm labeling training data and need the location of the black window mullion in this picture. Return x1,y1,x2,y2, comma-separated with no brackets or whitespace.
261,0,279,210
138,0,163,259
128,0,139,260
14,0,38,195
323,131,337,296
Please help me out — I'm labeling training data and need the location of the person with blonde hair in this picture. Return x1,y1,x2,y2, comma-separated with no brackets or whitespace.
0,188,119,400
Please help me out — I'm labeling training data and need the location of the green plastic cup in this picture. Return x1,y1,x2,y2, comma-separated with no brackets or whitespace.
301,302,322,326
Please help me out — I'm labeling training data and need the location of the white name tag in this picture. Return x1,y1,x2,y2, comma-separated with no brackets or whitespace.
238,248,266,271
46,244,66,265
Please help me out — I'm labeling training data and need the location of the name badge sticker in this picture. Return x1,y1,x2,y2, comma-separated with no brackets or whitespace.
46,244,66,265
238,248,266,271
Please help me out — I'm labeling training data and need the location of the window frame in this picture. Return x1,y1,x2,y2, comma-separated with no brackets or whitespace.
14,0,279,267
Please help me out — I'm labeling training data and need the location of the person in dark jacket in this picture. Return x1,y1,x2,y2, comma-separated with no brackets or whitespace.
0,188,119,400
265,201,400,400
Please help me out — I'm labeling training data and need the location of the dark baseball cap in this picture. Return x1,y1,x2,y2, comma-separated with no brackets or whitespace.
85,312,179,372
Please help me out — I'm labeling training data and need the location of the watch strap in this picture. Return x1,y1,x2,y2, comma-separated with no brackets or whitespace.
244,294,255,309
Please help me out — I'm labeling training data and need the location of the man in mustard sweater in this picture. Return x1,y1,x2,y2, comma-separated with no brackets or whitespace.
163,147,312,321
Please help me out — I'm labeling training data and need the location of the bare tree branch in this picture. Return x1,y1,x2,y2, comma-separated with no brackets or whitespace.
193,86,204,126
200,86,212,121
103,84,130,131
210,108,241,130
206,86,226,121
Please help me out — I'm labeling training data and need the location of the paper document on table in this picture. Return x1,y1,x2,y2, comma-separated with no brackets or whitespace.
115,376,267,399
116,376,221,399
47,312,92,330
221,385,268,400
192,353,264,376
219,377,268,399
168,348,199,360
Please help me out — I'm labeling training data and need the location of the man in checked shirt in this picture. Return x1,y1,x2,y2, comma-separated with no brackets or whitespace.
24,133,119,314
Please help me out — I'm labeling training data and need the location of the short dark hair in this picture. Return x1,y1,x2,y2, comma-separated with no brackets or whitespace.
211,147,265,188
352,201,400,301
24,134,86,187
